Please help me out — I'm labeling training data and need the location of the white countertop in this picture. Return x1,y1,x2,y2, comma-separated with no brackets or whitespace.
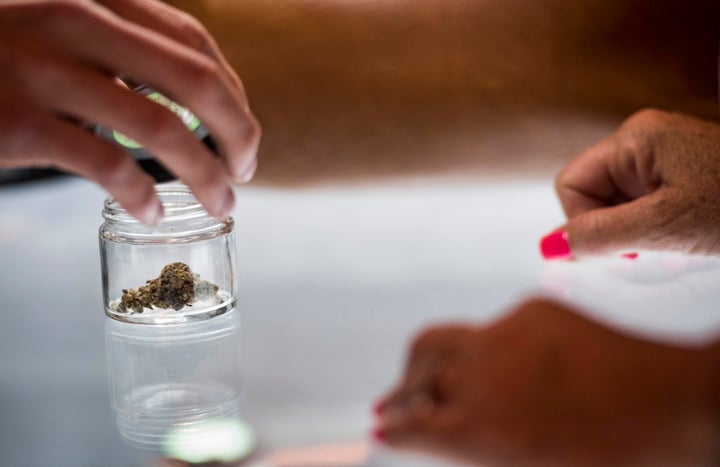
2,176,720,466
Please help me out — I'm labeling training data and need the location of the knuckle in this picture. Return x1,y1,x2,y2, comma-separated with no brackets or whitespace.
140,108,187,148
193,162,226,190
43,0,109,42
175,13,213,52
100,153,140,188
625,108,669,128
45,0,96,26
617,133,646,159
183,59,224,104
2,107,46,156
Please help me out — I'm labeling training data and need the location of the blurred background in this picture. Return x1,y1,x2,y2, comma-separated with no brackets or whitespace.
1,0,719,465
170,0,719,184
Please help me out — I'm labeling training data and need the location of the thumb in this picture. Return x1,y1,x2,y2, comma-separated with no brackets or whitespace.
540,188,696,259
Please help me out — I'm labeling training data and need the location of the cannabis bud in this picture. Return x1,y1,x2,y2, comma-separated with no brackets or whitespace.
115,262,219,314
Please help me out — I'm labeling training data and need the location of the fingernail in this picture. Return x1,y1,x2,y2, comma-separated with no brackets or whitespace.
234,158,257,183
373,401,384,416
371,427,385,443
621,252,639,260
540,230,572,260
218,189,235,217
140,199,163,226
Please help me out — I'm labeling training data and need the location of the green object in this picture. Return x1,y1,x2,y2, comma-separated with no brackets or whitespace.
112,90,202,149
112,130,143,149
146,91,202,131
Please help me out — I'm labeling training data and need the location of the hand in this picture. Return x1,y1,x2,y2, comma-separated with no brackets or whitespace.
0,0,260,224
374,298,720,466
540,109,720,259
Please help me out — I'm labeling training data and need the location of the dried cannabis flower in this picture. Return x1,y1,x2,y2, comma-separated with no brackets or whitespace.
116,262,219,314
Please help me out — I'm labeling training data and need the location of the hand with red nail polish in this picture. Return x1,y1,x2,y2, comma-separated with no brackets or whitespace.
541,109,720,259
374,298,720,466
540,230,573,260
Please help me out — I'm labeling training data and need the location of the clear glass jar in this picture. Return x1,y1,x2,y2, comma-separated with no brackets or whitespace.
105,310,244,451
100,183,236,325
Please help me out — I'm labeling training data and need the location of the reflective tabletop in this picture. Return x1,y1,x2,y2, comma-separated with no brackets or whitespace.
3,176,720,466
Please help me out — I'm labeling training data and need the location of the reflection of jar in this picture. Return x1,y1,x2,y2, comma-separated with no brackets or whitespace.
99,183,236,324
106,310,243,450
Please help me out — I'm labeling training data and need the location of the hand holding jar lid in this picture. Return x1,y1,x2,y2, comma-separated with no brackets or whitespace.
0,0,261,225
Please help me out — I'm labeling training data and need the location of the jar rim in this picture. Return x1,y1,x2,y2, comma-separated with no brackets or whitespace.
101,183,233,242
103,183,216,224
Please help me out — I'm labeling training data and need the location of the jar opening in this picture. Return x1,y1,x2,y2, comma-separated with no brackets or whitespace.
103,183,213,224
101,183,233,242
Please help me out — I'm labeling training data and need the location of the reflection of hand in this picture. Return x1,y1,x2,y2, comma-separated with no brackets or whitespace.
541,110,720,259
0,0,260,225
374,298,720,466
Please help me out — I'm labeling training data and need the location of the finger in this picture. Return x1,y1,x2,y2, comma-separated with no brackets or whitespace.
95,0,247,97
409,325,475,363
45,1,259,181
378,382,434,421
377,327,475,420
2,111,161,225
555,133,661,219
21,56,234,218
373,325,473,415
376,400,463,453
378,365,463,421
562,187,703,256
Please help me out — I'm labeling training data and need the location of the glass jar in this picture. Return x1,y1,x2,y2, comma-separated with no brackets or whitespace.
99,183,237,325
105,309,245,451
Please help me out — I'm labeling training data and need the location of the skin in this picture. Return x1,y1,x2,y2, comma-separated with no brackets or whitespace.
375,298,720,466
146,3,718,466
552,110,720,257
4,2,719,464
168,0,719,185
0,0,260,225
161,3,720,464
161,1,720,259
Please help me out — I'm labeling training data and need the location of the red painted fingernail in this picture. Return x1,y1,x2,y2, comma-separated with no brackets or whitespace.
372,427,386,443
621,252,638,260
373,401,384,416
540,230,572,260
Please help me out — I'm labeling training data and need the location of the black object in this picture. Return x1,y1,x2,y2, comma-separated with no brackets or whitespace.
135,135,219,183
0,168,65,186
94,84,220,184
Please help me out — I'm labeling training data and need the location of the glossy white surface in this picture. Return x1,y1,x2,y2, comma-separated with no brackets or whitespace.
2,176,720,466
